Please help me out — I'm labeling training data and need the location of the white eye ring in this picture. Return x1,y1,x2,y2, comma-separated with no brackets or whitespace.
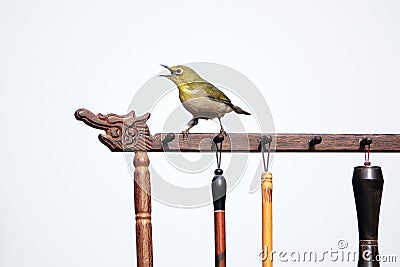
175,68,183,75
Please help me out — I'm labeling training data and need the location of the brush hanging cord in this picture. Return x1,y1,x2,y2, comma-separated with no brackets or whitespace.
260,136,273,267
215,134,223,170
261,136,272,173
364,143,371,166
212,133,227,267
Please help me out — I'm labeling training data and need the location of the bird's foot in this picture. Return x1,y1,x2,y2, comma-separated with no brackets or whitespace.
219,128,227,136
182,129,190,139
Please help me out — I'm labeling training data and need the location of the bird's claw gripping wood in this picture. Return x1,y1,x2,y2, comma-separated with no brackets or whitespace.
182,129,190,139
181,118,199,139
219,128,227,137
182,127,226,140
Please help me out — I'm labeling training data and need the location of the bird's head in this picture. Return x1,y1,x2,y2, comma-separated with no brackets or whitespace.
159,64,204,85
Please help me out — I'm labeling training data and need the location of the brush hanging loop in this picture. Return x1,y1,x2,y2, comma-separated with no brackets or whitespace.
260,135,272,172
213,133,225,169
364,144,371,166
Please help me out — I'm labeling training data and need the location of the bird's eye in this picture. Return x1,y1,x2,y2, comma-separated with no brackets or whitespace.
175,68,183,75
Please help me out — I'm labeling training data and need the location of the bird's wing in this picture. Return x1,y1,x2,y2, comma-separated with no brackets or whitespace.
201,82,232,106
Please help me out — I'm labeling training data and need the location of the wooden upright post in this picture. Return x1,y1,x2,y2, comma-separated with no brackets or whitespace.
74,108,154,267
134,151,153,267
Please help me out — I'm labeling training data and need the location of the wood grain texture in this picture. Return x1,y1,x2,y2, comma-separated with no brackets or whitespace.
74,108,400,152
214,211,226,267
133,152,153,267
153,133,400,152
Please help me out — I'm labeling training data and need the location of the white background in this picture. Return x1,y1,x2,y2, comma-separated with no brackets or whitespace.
1,0,399,266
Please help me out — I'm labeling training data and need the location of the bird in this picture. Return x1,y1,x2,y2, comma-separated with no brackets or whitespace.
159,64,251,137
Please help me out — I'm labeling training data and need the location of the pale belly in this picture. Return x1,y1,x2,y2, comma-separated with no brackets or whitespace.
181,97,232,119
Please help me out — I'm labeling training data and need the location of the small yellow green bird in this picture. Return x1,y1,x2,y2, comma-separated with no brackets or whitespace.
160,64,251,136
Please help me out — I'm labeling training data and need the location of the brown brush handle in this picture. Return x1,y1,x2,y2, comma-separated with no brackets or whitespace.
134,151,153,267
214,211,226,267
261,171,273,267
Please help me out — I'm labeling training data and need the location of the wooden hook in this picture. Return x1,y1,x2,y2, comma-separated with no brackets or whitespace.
308,136,322,150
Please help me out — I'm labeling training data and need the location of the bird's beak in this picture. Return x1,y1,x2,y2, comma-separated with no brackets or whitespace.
159,64,172,77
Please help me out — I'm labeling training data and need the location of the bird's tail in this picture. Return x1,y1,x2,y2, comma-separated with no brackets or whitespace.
231,105,251,115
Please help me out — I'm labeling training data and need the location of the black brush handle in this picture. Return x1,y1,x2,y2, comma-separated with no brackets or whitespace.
212,169,227,211
352,166,384,267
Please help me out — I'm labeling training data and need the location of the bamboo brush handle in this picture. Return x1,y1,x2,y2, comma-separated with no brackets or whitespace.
261,171,273,267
